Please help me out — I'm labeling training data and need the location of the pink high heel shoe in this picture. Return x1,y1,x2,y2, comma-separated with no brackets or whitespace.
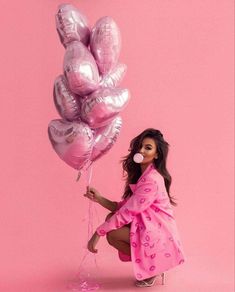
135,273,165,287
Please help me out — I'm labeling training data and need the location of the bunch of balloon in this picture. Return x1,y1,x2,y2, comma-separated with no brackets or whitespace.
48,4,130,183
47,4,130,291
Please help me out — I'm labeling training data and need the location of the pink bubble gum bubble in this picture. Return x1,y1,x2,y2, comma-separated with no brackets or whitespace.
133,153,144,163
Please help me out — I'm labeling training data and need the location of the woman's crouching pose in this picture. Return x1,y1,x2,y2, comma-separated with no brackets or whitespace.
84,128,186,287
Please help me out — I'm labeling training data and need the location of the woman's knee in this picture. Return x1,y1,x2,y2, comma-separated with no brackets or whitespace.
106,229,120,245
106,231,115,246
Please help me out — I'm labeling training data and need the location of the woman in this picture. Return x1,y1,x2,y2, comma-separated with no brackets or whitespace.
84,128,186,287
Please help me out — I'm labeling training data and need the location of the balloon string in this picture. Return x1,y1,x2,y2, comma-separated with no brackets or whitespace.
72,163,99,291
86,165,99,270
86,164,93,186
77,249,89,275
87,164,93,239
93,204,101,224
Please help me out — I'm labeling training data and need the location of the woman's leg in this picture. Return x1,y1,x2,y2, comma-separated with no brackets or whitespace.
107,227,131,255
105,213,131,256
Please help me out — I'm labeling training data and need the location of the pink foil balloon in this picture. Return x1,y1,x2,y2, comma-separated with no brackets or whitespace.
63,41,100,96
55,4,90,47
53,75,81,121
90,16,121,75
81,87,130,129
99,63,127,88
91,116,122,162
48,119,93,170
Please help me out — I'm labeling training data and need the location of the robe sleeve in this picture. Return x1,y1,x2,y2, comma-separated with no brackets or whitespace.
116,198,128,210
96,175,158,236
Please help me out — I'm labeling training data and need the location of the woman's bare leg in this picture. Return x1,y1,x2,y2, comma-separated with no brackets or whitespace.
106,227,131,255
105,212,131,256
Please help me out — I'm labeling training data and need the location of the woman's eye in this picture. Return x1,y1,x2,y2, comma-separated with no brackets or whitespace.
146,147,152,150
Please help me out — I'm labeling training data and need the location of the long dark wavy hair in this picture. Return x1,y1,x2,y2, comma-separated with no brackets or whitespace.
121,128,177,206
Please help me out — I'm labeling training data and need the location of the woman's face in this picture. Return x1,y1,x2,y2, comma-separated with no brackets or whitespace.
138,137,158,164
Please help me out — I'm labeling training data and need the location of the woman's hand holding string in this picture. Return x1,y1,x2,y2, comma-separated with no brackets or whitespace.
84,186,102,203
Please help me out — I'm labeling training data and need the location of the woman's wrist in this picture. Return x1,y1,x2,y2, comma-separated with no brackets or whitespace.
95,231,100,237
96,195,103,205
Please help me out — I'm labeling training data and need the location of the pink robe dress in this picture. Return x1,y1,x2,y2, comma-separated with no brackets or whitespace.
96,163,186,280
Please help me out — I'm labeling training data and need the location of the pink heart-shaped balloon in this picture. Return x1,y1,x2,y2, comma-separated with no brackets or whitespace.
81,87,130,129
55,4,90,47
63,41,100,96
91,116,122,162
53,75,81,121
48,119,93,170
90,16,121,75
99,63,127,88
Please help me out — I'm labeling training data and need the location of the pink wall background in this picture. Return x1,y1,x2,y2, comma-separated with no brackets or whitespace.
0,0,234,291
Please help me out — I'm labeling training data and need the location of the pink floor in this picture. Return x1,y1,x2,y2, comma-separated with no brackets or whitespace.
0,237,233,292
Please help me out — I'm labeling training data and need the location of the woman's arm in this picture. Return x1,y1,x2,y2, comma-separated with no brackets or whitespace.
84,187,118,212
96,175,159,236
98,196,118,212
